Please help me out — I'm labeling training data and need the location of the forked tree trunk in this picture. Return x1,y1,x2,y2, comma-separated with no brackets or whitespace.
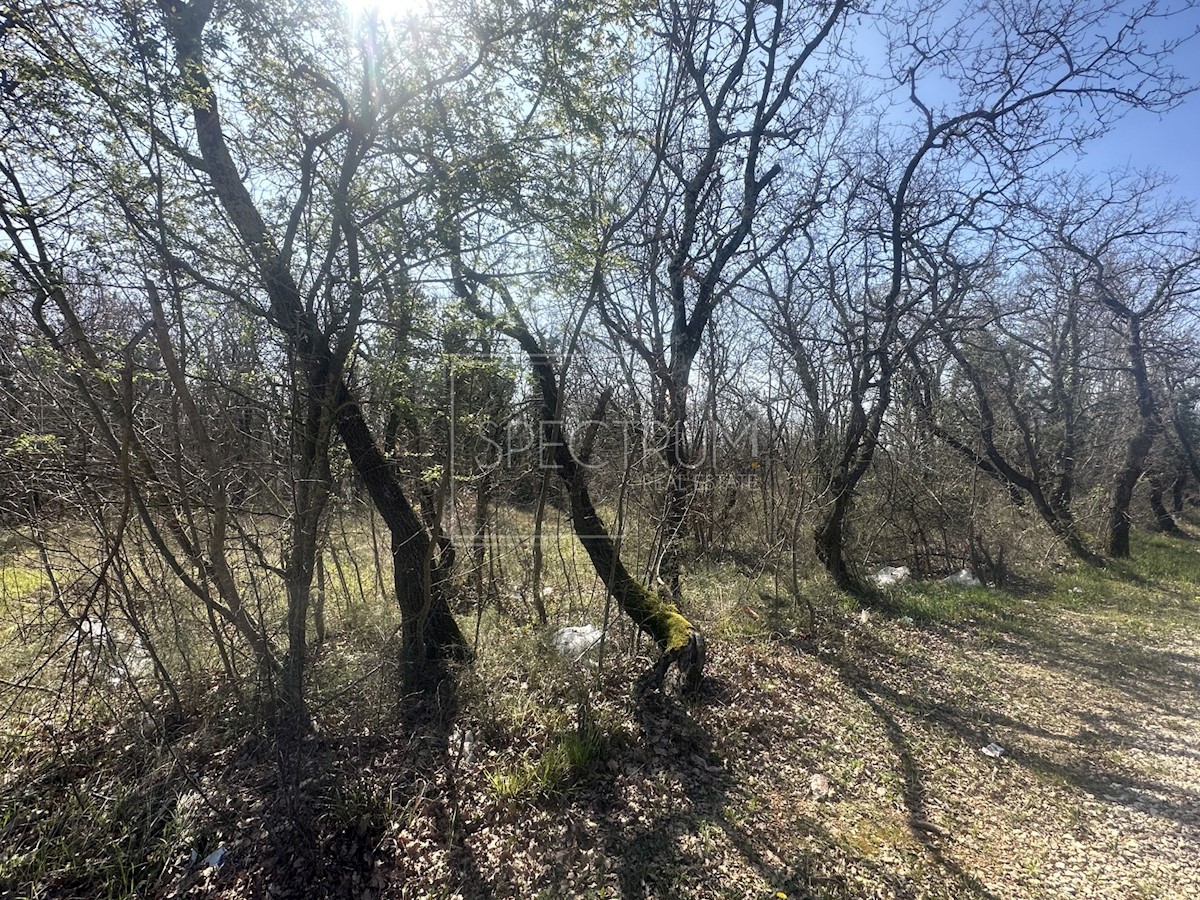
165,4,467,682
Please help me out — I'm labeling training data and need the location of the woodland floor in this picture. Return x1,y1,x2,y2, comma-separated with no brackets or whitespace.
2,533,1200,899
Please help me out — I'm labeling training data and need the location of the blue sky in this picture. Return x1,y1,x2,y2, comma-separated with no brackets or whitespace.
1081,60,1200,206
845,2,1200,209
1067,7,1200,207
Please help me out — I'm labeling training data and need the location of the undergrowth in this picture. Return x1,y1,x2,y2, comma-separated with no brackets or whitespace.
1,526,1198,897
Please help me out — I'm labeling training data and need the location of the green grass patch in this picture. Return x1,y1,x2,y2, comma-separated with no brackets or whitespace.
487,715,609,800
873,580,1014,627
0,741,180,899
1043,531,1200,633
867,530,1200,640
0,563,48,605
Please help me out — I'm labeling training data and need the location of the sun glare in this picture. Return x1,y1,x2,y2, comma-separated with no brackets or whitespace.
343,0,432,22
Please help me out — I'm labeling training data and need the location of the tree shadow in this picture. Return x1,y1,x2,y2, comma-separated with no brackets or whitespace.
801,642,1003,900
582,676,962,899
254,675,494,899
796,614,1200,859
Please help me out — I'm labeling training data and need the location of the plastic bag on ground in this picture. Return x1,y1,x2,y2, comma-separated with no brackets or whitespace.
944,569,982,587
873,565,911,587
549,624,604,660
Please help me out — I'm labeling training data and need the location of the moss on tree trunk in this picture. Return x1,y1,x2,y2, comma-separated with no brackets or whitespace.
460,283,706,691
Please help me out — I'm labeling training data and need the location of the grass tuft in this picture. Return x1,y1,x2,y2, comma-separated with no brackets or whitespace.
487,712,609,801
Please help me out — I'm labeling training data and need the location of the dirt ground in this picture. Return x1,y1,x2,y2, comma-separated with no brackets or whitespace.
176,580,1198,900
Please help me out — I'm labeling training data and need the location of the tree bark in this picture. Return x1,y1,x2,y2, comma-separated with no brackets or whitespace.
1147,473,1183,534
814,488,855,590
1171,466,1187,513
1107,316,1162,558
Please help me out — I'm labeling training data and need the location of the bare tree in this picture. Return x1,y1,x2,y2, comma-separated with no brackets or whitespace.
796,0,1193,586
590,0,854,598
1054,178,1200,556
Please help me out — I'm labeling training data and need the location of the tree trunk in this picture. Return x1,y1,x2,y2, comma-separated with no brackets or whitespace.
338,408,468,677
1171,467,1187,513
1147,473,1182,534
472,464,491,606
1107,316,1161,558
530,468,551,626
546,368,703,690
164,4,467,681
926,340,1102,565
464,289,705,691
313,549,327,645
814,489,855,591
657,409,693,600
1109,460,1144,557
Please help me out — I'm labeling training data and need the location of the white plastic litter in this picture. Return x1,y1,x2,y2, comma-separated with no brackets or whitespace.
452,727,476,765
549,624,604,660
202,846,226,868
77,616,108,639
71,617,155,687
873,565,911,586
980,742,1005,759
944,569,982,587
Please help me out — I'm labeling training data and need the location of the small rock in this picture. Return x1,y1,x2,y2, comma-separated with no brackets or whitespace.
810,773,833,800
